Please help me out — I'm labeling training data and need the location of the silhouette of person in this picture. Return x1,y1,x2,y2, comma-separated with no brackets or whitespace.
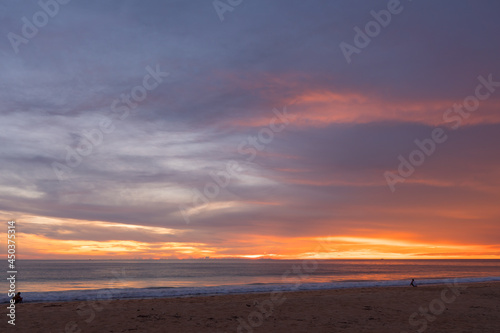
13,292,23,303
410,279,417,287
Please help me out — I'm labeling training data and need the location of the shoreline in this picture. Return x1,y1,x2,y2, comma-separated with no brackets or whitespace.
3,276,500,304
2,281,499,332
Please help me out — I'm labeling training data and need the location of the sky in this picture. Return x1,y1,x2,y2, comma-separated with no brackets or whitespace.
0,0,499,259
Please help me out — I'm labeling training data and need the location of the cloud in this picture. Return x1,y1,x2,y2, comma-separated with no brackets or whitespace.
0,0,499,258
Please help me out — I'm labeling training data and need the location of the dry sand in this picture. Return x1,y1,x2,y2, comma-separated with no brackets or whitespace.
2,282,499,333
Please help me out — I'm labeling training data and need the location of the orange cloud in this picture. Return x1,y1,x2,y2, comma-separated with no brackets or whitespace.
225,89,500,128
4,230,499,260
2,208,498,260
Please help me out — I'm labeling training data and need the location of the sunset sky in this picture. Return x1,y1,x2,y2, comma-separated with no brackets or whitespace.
1,0,499,259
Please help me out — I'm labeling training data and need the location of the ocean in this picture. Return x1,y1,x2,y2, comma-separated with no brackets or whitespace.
3,259,500,303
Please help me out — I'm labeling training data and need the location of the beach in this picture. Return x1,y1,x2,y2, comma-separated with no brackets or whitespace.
2,281,499,332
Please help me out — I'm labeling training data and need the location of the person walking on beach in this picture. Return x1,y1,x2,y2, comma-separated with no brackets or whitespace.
410,279,417,287
13,292,23,303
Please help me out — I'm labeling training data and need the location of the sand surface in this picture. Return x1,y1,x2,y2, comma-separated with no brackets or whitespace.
2,282,499,333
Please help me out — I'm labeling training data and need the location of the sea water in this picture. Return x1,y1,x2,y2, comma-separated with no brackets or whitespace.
2,259,499,303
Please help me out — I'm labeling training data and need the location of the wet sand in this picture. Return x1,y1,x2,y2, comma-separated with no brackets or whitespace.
2,281,499,332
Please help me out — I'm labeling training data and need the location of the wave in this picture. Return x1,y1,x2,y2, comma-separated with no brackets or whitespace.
2,276,500,304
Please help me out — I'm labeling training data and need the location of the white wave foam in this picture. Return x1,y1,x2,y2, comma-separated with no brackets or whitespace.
2,276,499,304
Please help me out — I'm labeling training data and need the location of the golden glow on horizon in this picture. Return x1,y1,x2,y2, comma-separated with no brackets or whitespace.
1,211,498,260
4,231,499,260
